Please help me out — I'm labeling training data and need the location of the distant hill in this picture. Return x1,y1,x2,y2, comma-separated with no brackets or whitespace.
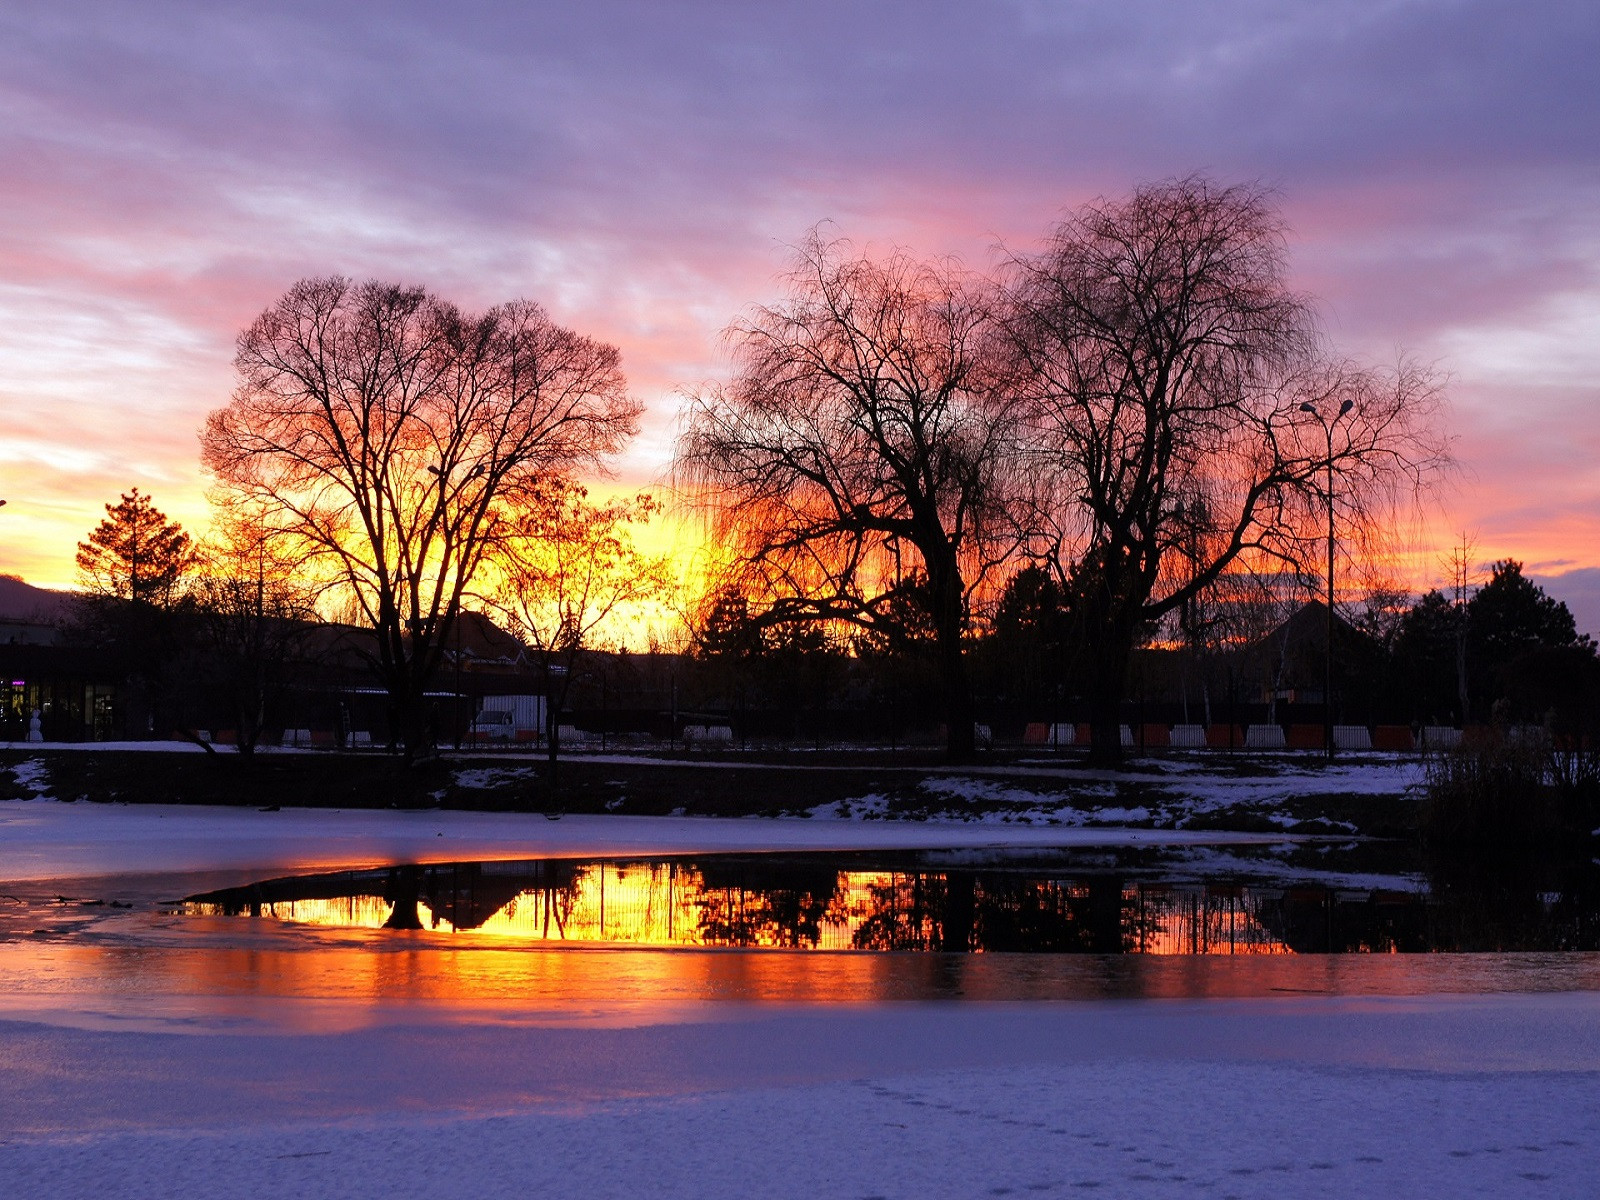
0,575,72,622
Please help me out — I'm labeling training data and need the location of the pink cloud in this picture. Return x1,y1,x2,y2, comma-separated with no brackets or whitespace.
0,0,1597,594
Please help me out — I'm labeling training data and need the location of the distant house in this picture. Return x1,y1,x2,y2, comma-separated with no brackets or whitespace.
289,608,548,745
0,574,561,745
1236,600,1387,719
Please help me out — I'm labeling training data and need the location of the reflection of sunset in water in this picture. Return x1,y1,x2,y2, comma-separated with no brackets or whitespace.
6,932,1593,1036
185,863,1299,955
7,850,1600,1031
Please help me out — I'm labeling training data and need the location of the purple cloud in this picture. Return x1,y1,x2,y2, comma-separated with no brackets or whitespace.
0,0,1597,588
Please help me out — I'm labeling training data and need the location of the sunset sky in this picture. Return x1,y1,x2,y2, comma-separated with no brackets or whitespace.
1,1,1597,629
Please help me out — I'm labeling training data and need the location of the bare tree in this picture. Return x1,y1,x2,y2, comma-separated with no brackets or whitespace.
202,277,640,760
1003,177,1447,764
675,234,1020,759
488,482,671,777
190,502,320,758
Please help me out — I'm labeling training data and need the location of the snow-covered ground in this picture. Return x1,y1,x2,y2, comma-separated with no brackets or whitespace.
825,755,1426,826
0,797,1317,884
1,996,1597,1198
3,783,1596,1199
4,743,1427,834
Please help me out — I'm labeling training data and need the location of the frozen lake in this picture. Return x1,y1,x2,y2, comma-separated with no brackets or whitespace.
3,799,1599,1198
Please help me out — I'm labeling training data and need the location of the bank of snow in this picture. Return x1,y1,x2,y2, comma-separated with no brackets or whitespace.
0,798,1312,883
824,756,1424,829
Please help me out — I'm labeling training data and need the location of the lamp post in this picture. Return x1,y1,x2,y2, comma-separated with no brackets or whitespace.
1300,398,1353,762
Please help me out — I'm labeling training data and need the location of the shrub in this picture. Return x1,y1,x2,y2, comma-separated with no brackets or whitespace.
1420,726,1561,845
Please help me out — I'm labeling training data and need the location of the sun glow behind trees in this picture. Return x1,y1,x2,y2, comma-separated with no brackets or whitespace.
10,176,1462,768
201,276,641,755
678,180,1448,762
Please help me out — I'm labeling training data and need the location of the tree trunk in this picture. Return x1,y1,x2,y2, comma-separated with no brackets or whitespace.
942,639,976,761
1087,873,1126,953
931,552,975,762
390,674,432,767
382,866,425,930
941,870,975,952
1085,637,1132,768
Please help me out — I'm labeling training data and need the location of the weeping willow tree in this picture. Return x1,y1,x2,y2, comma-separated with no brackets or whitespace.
1002,177,1449,765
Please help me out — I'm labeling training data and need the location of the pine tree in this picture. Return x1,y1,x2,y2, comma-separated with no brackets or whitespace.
1467,560,1584,659
76,489,194,607
1465,560,1595,722
69,490,196,738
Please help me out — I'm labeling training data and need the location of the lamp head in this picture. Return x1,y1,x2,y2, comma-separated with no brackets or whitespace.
1338,399,1354,417
1299,402,1315,414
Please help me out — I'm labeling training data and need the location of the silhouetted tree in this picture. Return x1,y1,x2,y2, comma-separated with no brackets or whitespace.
489,482,670,776
1467,559,1595,721
1394,589,1467,724
1469,561,1586,660
72,489,197,737
984,564,1074,713
1002,177,1446,763
203,277,641,760
190,504,320,757
677,234,1020,759
76,488,194,607
694,587,764,662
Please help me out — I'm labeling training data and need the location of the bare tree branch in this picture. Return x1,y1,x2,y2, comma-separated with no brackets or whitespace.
201,277,641,759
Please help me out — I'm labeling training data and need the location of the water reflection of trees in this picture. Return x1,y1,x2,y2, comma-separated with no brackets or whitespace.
417,861,585,935
847,873,1134,953
696,864,841,947
1423,851,1600,952
847,872,953,951
183,852,1600,954
977,874,1132,953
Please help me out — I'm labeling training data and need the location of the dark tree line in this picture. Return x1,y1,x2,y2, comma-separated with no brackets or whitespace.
1390,559,1597,730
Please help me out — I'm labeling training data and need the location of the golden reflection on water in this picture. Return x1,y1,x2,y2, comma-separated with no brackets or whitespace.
6,935,1594,1031
186,865,1297,956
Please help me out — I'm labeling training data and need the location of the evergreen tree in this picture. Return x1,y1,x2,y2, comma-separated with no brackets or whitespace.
1466,560,1593,721
1393,589,1466,723
71,489,196,738
1467,560,1584,659
694,588,764,662
75,489,194,607
986,564,1074,712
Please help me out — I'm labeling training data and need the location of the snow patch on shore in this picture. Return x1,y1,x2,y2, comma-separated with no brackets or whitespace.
808,758,1419,830
5,758,50,797
453,766,536,790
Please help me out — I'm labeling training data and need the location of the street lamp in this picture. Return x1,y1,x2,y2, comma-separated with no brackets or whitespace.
1300,397,1354,762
